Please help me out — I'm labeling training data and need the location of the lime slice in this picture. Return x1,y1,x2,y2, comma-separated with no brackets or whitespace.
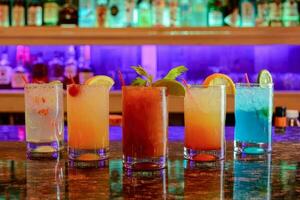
152,79,186,96
85,75,115,89
203,73,236,95
257,69,273,85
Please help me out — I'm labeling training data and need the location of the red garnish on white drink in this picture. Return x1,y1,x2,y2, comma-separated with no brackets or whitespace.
68,74,80,97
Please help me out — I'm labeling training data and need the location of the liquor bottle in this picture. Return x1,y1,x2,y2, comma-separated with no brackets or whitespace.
208,0,224,26
0,51,12,89
11,46,29,89
179,0,191,26
269,0,283,26
64,46,78,86
43,0,59,26
190,0,208,27
59,0,78,27
240,0,256,27
138,0,152,27
49,51,64,82
169,0,179,27
78,46,94,84
125,0,136,27
12,0,25,26
97,0,108,27
282,0,299,27
79,0,97,27
256,0,269,26
0,0,10,27
108,0,125,27
31,52,48,83
224,0,241,27
153,0,166,27
27,0,43,26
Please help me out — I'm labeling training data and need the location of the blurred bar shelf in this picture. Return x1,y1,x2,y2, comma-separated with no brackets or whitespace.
1,27,300,45
0,90,299,113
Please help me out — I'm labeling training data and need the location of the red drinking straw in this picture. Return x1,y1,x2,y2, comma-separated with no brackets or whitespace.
69,74,75,84
118,70,125,87
21,74,28,84
244,73,250,86
182,78,192,96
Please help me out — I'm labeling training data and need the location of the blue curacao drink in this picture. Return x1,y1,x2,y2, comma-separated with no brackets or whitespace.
234,83,273,155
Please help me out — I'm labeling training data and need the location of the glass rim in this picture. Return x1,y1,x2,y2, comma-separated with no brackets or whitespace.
25,83,63,89
236,83,273,87
122,86,167,90
66,84,110,89
190,84,226,88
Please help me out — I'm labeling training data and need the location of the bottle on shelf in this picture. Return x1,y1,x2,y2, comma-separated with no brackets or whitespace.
59,0,78,27
153,0,166,27
256,0,269,27
269,0,283,27
125,0,136,27
78,45,94,84
49,51,64,82
27,0,43,26
97,0,108,27
137,0,152,27
64,45,78,86
12,0,25,27
11,46,29,89
108,0,125,28
169,0,180,27
79,0,97,27
0,50,12,89
0,0,10,27
179,0,191,27
43,0,60,26
208,0,224,27
190,0,208,27
240,0,256,27
31,52,48,83
282,0,299,27
224,0,241,27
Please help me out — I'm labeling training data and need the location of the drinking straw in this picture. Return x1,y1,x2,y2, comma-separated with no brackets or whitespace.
118,70,125,87
182,78,192,96
244,73,250,86
69,74,75,84
21,74,28,84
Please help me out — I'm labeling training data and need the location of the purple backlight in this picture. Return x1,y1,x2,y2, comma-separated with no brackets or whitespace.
1,45,300,90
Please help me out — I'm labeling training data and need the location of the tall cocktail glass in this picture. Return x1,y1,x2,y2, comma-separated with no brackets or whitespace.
234,83,273,156
122,86,168,170
25,83,64,159
67,84,110,165
184,85,226,161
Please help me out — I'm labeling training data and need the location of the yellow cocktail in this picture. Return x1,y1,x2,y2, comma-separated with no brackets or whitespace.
67,84,110,162
184,85,226,161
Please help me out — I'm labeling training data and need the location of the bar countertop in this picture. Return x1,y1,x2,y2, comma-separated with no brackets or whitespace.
0,126,300,199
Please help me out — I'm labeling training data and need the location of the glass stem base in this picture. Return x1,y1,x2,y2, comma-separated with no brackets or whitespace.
27,140,63,160
68,147,109,168
123,155,166,171
184,147,224,162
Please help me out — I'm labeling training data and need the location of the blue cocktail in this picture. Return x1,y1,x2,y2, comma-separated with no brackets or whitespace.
234,83,273,155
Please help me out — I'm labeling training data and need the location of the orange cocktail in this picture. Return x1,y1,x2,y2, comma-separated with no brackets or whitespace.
122,86,167,170
184,85,226,161
67,84,110,163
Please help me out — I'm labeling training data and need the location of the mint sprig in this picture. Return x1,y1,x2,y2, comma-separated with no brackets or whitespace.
163,66,188,80
131,66,153,86
131,65,187,86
